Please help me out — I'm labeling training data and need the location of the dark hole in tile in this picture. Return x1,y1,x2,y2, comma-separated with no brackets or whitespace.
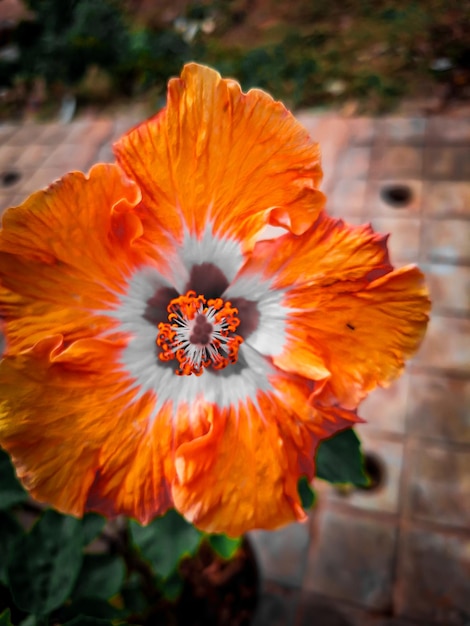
359,452,385,491
380,184,413,208
0,170,21,187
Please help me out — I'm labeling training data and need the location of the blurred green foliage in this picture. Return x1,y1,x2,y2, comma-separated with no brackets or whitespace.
0,0,468,113
13,0,130,84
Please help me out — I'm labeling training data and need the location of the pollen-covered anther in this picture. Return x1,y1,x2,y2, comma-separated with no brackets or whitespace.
156,290,243,376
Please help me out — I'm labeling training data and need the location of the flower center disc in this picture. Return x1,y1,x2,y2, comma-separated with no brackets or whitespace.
156,290,243,376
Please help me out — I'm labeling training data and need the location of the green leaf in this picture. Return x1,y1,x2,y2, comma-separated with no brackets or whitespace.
0,511,24,584
316,428,369,486
63,617,117,626
73,553,126,601
18,618,50,626
0,609,13,626
157,570,183,601
120,573,148,616
58,598,122,623
297,477,316,509
7,509,84,615
82,513,106,545
130,509,202,579
207,534,242,560
0,448,28,509
18,617,38,626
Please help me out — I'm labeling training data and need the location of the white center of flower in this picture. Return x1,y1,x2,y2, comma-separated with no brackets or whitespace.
156,290,243,376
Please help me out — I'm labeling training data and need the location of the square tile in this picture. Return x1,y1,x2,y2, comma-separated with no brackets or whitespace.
370,217,421,264
359,374,410,435
407,371,470,444
413,315,470,374
328,179,367,216
0,193,14,216
61,119,94,143
304,509,397,610
20,168,67,194
336,147,372,180
422,219,470,263
0,145,24,170
37,122,76,145
253,582,299,626
374,146,423,179
94,143,115,164
348,118,376,146
249,522,310,588
396,527,470,623
112,113,145,139
7,124,48,145
0,123,17,142
295,592,372,626
303,117,350,186
427,117,470,144
422,219,470,264
42,142,100,173
424,147,470,181
404,441,470,529
14,144,55,169
377,117,426,144
77,119,113,146
423,182,470,219
424,264,470,315
294,112,323,137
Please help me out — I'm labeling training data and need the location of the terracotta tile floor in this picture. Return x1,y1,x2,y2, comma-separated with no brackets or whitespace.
0,110,469,625
251,114,470,626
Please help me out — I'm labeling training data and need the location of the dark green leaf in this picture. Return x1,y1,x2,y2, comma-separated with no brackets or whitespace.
297,477,316,509
18,617,38,626
157,570,183,601
73,553,125,601
0,448,28,509
58,598,122,623
63,617,116,626
82,513,106,546
316,429,369,486
130,509,202,579
120,573,148,616
7,509,84,615
19,618,50,626
0,511,24,584
207,534,242,560
0,609,13,626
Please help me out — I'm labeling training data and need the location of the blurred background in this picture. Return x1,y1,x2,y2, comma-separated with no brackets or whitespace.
0,0,469,120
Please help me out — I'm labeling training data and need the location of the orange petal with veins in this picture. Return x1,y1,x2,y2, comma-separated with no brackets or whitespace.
172,374,360,535
240,213,430,407
0,335,180,521
114,63,325,251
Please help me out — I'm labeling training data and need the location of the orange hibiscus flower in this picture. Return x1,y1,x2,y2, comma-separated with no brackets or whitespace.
0,64,429,536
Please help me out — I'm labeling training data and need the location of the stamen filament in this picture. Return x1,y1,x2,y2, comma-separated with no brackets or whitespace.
156,290,243,376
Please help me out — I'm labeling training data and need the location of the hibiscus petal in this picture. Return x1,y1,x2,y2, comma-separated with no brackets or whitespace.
113,63,325,251
0,164,169,355
234,213,430,407
0,335,176,520
171,373,359,536
172,399,303,536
